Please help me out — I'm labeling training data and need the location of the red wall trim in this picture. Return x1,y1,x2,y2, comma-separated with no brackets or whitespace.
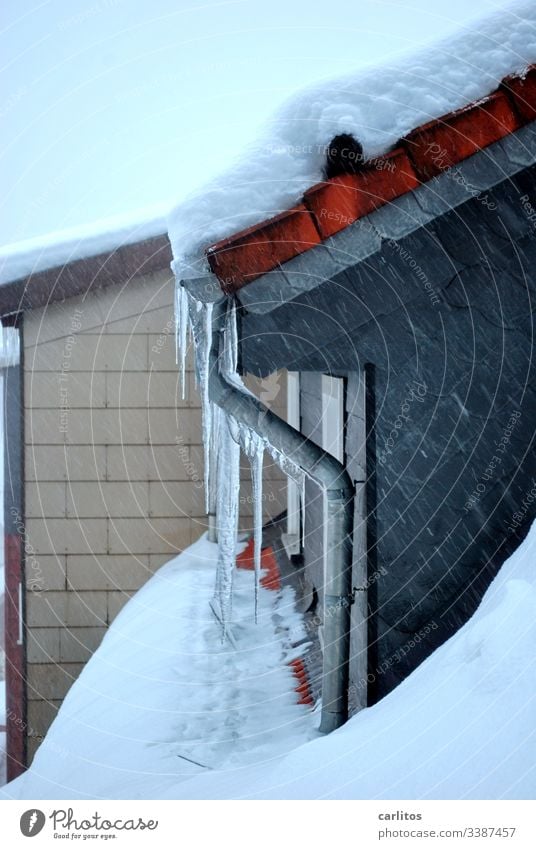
3,318,26,781
4,533,25,781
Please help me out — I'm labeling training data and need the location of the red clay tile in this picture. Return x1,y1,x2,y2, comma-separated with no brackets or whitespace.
403,90,519,182
236,539,282,591
289,658,314,706
206,204,320,293
260,546,281,591
502,65,536,124
205,74,526,294
236,537,255,570
304,148,418,239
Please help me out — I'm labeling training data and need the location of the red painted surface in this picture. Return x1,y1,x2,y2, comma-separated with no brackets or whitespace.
4,533,25,781
237,539,313,705
236,538,281,591
403,90,519,181
502,65,536,124
258,547,281,592
206,204,321,293
289,658,314,706
304,148,418,239
236,537,255,570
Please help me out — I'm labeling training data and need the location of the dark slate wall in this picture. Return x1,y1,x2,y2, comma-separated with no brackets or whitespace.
240,165,536,701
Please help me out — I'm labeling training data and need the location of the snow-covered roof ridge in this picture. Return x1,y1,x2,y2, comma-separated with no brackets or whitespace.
168,0,536,279
0,206,169,287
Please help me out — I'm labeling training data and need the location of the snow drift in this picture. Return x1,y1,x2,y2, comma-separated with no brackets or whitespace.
172,521,536,800
3,521,535,800
1,537,316,800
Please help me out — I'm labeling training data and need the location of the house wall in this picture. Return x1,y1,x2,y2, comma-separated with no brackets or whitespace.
240,163,536,705
22,268,286,764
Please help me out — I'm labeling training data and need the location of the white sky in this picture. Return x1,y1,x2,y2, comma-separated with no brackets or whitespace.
1,0,512,249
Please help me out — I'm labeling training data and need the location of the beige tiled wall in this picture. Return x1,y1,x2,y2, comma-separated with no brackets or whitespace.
23,268,287,759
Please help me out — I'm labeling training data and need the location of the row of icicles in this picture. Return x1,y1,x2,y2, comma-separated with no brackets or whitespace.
175,284,305,635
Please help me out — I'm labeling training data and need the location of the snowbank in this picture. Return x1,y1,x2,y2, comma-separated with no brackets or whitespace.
160,521,536,800
168,0,536,277
4,522,535,800
1,536,315,799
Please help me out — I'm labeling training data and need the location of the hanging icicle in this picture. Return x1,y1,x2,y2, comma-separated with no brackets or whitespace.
208,402,222,534
184,295,214,513
223,299,238,375
173,289,314,636
235,422,266,620
174,283,190,399
266,443,306,489
201,303,214,513
250,444,263,621
214,411,241,635
301,474,306,550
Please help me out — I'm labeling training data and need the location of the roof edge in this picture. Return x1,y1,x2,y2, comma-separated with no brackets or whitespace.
206,65,536,294
236,119,536,315
0,232,171,318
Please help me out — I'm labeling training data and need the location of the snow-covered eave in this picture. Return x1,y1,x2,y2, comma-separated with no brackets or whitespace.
0,230,171,319
179,114,536,316
201,67,536,301
235,118,536,316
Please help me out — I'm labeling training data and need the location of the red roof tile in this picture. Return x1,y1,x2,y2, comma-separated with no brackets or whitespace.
205,67,536,294
502,65,536,124
304,148,418,240
403,90,519,181
206,204,321,293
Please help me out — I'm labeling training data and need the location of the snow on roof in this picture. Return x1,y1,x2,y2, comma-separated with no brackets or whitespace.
168,0,536,279
0,206,169,286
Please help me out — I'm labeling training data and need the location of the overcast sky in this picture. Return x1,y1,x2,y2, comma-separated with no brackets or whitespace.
1,0,511,248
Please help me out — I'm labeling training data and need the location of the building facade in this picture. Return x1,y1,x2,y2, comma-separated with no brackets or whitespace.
2,239,287,778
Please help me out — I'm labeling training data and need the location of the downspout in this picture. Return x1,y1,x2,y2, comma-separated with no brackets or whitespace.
207,298,356,733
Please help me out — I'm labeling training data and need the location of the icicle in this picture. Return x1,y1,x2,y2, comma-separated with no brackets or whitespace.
223,299,238,375
208,403,221,526
174,283,190,399
173,286,316,635
215,411,241,634
266,443,305,489
250,442,264,621
174,281,179,365
301,474,306,550
201,304,213,513
186,296,214,513
237,424,266,620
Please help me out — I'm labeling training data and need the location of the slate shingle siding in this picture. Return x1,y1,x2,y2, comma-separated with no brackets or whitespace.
240,165,536,701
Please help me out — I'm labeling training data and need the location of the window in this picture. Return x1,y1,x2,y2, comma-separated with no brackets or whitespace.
321,374,344,461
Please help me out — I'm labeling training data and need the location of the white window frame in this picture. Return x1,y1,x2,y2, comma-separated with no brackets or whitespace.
321,374,344,461
282,371,301,556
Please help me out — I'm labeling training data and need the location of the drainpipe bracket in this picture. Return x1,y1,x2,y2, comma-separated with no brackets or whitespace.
324,592,355,610
325,487,354,501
